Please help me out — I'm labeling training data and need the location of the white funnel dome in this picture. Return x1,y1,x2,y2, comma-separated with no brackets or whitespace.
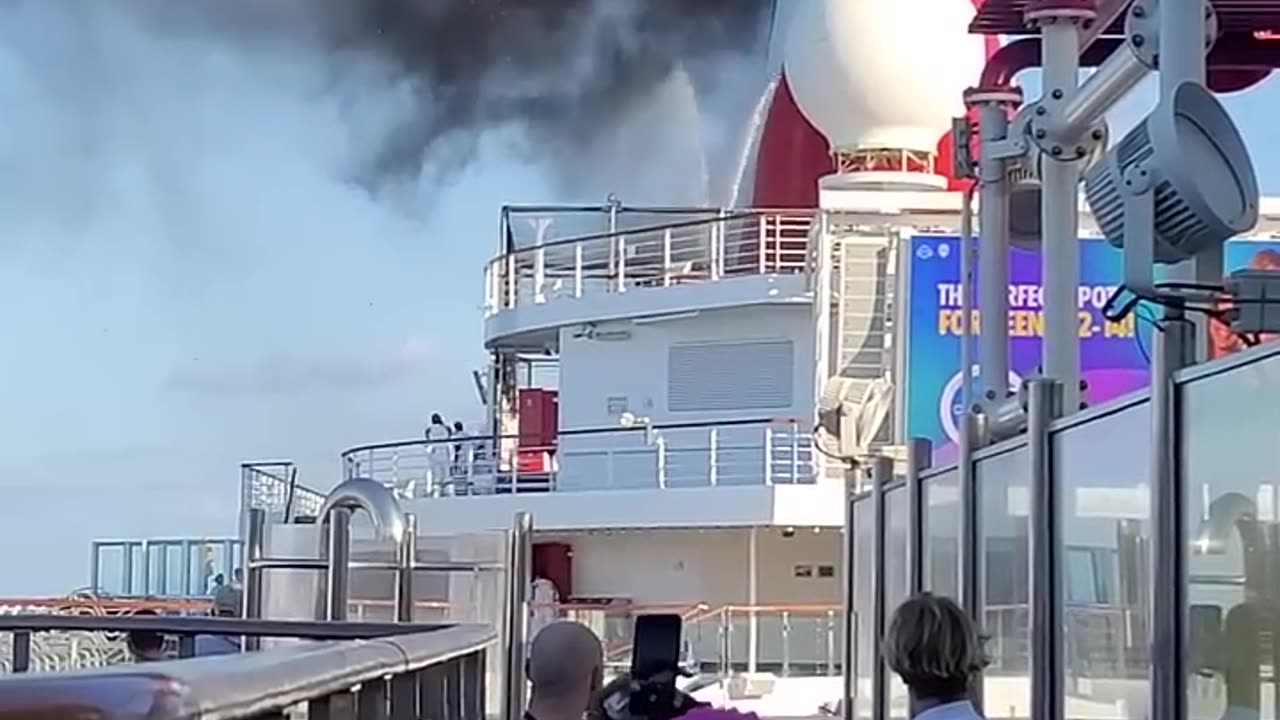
783,0,986,156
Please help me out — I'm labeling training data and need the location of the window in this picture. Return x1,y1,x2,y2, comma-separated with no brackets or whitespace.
667,340,794,412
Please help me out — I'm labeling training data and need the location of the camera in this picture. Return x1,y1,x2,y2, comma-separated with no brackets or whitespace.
599,614,704,720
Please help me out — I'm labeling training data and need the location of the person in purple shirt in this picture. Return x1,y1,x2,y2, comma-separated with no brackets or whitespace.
882,593,988,720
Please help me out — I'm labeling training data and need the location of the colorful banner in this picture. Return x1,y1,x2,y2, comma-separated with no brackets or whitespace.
1212,240,1280,358
904,235,1153,461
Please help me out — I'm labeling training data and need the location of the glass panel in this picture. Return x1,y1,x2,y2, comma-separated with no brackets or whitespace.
1183,350,1280,720
1056,401,1151,720
923,468,961,599
853,496,876,719
978,446,1030,719
885,487,911,719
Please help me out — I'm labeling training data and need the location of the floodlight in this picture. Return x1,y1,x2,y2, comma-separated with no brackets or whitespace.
1083,81,1258,278
1005,123,1109,249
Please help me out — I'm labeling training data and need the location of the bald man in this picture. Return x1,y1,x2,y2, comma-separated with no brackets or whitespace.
525,621,604,720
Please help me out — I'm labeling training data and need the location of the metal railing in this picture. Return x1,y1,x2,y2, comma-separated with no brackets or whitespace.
0,614,493,720
90,537,242,598
241,461,325,522
485,210,814,314
341,418,815,499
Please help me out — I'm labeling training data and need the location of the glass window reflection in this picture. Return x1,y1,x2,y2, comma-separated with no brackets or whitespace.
885,486,910,720
978,446,1030,720
1056,401,1151,720
1183,349,1280,720
923,468,960,600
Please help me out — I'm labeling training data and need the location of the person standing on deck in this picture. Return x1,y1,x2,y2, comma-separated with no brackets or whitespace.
528,571,561,644
424,412,452,496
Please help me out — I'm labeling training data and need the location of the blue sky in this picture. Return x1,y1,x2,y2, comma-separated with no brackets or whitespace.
1,3,1279,595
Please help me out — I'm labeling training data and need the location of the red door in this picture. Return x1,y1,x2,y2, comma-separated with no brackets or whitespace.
533,542,573,600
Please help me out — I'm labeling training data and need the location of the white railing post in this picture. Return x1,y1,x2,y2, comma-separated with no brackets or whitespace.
662,228,673,287
710,217,722,281
656,436,667,489
790,421,800,481
616,235,627,293
708,428,719,486
505,253,516,309
534,247,546,304
763,426,774,485
574,244,583,298
758,215,767,274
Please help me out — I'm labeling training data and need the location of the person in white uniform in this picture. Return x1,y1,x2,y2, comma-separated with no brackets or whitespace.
424,413,452,496
528,572,561,644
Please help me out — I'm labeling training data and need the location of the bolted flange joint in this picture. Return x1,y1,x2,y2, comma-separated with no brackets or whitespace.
1018,93,1107,164
1024,0,1098,27
1125,0,1218,70
963,85,1024,110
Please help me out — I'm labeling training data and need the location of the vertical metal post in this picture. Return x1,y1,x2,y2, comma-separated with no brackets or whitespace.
142,541,153,596
122,542,134,596
243,508,266,652
747,527,759,674
326,507,353,622
90,542,101,594
906,438,933,594
1151,303,1195,720
181,540,193,597
975,104,1011,407
958,409,982,711
1027,378,1064,720
870,455,892,720
504,511,533,720
1036,11,1085,413
397,513,419,623
841,463,858,720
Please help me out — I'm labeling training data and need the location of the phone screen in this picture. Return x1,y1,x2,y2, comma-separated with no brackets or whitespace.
630,613,682,680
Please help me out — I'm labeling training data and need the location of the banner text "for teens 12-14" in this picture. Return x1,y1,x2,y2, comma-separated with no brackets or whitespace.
932,282,1136,339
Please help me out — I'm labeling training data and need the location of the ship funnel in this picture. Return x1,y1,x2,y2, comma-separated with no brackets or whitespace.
318,477,408,545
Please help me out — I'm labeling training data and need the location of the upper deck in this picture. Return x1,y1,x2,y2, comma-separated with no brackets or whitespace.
484,205,815,348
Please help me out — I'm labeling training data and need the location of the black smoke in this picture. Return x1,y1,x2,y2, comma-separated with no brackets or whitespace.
297,0,774,186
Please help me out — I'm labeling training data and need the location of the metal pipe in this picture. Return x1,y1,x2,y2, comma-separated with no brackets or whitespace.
396,514,419,624
1150,303,1195,720
975,107,1010,406
326,507,352,622
958,410,981,710
906,438,932,595
1058,43,1148,137
1039,18,1084,413
840,464,858,720
319,477,408,545
869,455,892,720
1161,0,1208,92
504,511,533,720
1027,378,1063,720
243,508,266,652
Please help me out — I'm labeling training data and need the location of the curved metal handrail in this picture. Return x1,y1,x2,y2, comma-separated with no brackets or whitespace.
317,477,407,545
0,624,494,720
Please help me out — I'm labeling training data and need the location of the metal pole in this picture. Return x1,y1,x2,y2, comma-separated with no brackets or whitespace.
1059,45,1148,134
90,542,101,594
326,506,352,622
841,463,858,720
906,438,933,595
747,527,759,674
243,508,266,652
1037,11,1085,413
1151,303,1195,720
958,409,982,711
975,105,1010,406
504,511,533,720
870,455,892,720
396,513,419,623
1027,378,1064,720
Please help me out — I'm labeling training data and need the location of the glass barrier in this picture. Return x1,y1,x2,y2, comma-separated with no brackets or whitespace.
852,495,876,720
884,486,911,720
1181,348,1280,720
922,467,961,599
1054,400,1152,720
977,444,1031,719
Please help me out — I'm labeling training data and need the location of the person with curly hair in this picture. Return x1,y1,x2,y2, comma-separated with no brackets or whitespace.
882,593,989,719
